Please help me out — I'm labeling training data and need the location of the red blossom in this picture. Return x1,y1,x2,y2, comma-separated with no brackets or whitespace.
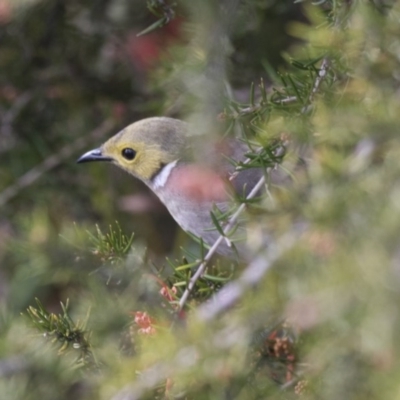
160,285,177,302
134,311,156,336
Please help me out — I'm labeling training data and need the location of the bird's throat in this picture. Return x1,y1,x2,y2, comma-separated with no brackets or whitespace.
151,159,179,189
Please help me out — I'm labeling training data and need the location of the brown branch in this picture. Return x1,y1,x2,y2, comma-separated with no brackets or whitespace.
0,119,115,207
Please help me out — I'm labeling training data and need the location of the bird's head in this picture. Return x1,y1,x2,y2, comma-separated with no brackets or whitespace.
77,117,188,183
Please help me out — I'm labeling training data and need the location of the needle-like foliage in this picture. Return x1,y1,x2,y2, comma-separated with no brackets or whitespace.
1,0,400,399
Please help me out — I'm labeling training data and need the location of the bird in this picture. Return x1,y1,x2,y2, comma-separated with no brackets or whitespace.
77,117,265,257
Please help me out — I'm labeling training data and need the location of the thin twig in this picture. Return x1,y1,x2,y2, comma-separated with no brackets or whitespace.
0,92,33,139
196,230,300,321
0,119,115,207
271,95,298,105
177,175,266,312
228,147,263,182
235,59,329,115
301,58,330,114
272,58,329,109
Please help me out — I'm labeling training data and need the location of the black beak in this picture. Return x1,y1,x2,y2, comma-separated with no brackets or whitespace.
76,148,113,164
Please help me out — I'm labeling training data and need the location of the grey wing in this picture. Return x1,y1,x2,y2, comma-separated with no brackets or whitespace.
226,140,264,197
232,167,264,197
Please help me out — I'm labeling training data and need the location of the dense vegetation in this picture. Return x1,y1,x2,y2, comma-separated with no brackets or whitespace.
1,0,400,399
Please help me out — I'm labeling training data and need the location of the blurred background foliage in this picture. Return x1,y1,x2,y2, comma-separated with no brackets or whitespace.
1,0,400,399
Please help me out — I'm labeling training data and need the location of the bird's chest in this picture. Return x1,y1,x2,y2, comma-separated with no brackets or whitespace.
153,163,229,233
150,162,241,256
157,189,247,257
156,187,217,236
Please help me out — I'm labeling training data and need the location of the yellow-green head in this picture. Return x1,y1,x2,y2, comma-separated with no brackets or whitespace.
77,117,187,182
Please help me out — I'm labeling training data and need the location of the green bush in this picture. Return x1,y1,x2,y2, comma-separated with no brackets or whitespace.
1,0,400,399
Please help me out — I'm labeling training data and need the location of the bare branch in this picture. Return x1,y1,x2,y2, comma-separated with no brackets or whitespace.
177,174,266,312
0,92,33,140
196,230,300,321
271,95,298,105
0,119,115,207
301,58,330,114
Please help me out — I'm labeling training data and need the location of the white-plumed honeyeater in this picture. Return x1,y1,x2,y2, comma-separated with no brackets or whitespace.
77,117,266,256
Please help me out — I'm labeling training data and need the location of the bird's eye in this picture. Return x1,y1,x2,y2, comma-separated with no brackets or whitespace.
121,148,136,160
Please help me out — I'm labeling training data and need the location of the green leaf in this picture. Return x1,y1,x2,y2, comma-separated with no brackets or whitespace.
137,17,168,37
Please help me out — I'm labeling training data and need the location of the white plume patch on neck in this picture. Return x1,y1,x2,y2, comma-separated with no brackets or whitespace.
153,160,178,189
